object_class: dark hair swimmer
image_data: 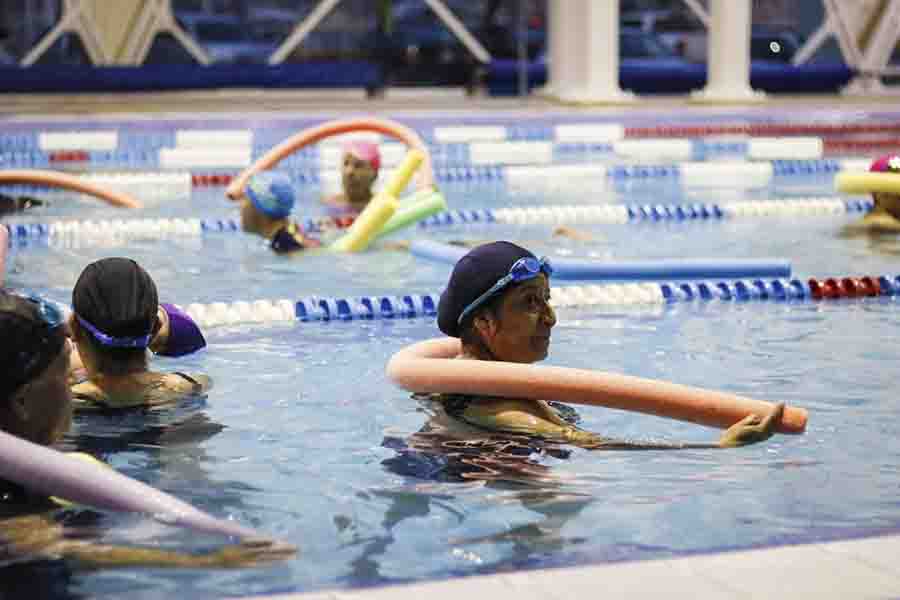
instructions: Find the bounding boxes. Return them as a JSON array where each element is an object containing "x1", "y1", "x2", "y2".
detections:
[
  {"x1": 435, "y1": 241, "x2": 784, "y2": 449},
  {"x1": 0, "y1": 290, "x2": 294, "y2": 567},
  {"x1": 69, "y1": 257, "x2": 209, "y2": 410},
  {"x1": 0, "y1": 291, "x2": 72, "y2": 450}
]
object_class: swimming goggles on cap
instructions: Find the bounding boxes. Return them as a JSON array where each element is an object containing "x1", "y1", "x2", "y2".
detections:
[
  {"x1": 14, "y1": 292, "x2": 66, "y2": 330},
  {"x1": 2, "y1": 292, "x2": 67, "y2": 397},
  {"x1": 457, "y1": 256, "x2": 553, "y2": 325},
  {"x1": 75, "y1": 314, "x2": 153, "y2": 348}
]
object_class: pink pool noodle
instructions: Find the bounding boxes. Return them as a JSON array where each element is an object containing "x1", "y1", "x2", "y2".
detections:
[{"x1": 0, "y1": 429, "x2": 266, "y2": 539}]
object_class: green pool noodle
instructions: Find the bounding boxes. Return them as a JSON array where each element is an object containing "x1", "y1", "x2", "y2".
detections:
[{"x1": 376, "y1": 189, "x2": 448, "y2": 240}]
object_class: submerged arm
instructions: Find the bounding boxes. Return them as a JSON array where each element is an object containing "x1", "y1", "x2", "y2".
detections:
[{"x1": 0, "y1": 513, "x2": 294, "y2": 569}]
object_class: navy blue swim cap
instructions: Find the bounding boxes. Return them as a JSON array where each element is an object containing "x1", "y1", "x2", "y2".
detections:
[{"x1": 437, "y1": 241, "x2": 536, "y2": 338}]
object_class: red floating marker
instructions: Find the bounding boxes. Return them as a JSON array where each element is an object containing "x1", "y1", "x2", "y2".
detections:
[
  {"x1": 858, "y1": 276, "x2": 881, "y2": 296},
  {"x1": 823, "y1": 278, "x2": 842, "y2": 299},
  {"x1": 808, "y1": 278, "x2": 823, "y2": 300},
  {"x1": 839, "y1": 277, "x2": 859, "y2": 298}
]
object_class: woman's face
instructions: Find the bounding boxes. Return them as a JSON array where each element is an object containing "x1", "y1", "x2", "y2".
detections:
[
  {"x1": 341, "y1": 153, "x2": 378, "y2": 198},
  {"x1": 480, "y1": 274, "x2": 556, "y2": 363},
  {"x1": 20, "y1": 339, "x2": 73, "y2": 445}
]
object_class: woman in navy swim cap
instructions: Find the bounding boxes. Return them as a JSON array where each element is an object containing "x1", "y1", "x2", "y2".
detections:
[{"x1": 431, "y1": 241, "x2": 783, "y2": 449}]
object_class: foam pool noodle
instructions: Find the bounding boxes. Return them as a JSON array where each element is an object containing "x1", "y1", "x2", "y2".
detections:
[
  {"x1": 376, "y1": 188, "x2": 447, "y2": 240},
  {"x1": 836, "y1": 172, "x2": 900, "y2": 195},
  {"x1": 331, "y1": 150, "x2": 424, "y2": 252}
]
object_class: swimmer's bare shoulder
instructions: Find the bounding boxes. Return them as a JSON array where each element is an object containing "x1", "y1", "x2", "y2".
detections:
[{"x1": 72, "y1": 373, "x2": 211, "y2": 410}]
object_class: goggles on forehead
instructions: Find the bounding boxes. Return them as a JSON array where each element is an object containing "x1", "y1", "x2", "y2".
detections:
[{"x1": 457, "y1": 256, "x2": 553, "y2": 326}]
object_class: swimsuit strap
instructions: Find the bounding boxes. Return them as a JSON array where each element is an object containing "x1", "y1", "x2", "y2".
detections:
[{"x1": 173, "y1": 372, "x2": 204, "y2": 393}]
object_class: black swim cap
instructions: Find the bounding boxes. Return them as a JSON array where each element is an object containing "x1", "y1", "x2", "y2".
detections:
[
  {"x1": 72, "y1": 257, "x2": 159, "y2": 344},
  {"x1": 437, "y1": 241, "x2": 536, "y2": 338},
  {"x1": 0, "y1": 291, "x2": 67, "y2": 401}
]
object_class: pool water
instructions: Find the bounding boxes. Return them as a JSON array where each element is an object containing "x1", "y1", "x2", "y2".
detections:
[{"x1": 3, "y1": 110, "x2": 900, "y2": 599}]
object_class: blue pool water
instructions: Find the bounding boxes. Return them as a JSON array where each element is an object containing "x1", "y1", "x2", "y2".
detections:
[{"x1": 3, "y1": 109, "x2": 900, "y2": 599}]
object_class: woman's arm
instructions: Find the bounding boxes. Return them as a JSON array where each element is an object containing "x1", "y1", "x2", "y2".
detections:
[{"x1": 0, "y1": 513, "x2": 294, "y2": 569}]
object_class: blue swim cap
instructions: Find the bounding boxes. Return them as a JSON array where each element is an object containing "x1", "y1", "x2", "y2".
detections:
[{"x1": 245, "y1": 173, "x2": 295, "y2": 220}]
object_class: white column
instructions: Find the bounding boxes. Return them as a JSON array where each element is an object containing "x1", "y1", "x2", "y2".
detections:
[
  {"x1": 580, "y1": 0, "x2": 632, "y2": 102},
  {"x1": 692, "y1": 0, "x2": 766, "y2": 103},
  {"x1": 543, "y1": 0, "x2": 632, "y2": 104}
]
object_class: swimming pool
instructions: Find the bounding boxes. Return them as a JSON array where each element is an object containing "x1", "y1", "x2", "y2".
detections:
[{"x1": 3, "y1": 108, "x2": 900, "y2": 599}]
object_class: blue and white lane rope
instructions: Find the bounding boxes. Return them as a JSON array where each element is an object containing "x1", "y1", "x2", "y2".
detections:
[
  {"x1": 3, "y1": 197, "x2": 873, "y2": 244},
  {"x1": 410, "y1": 240, "x2": 791, "y2": 281},
  {"x1": 417, "y1": 197, "x2": 873, "y2": 227},
  {"x1": 178, "y1": 275, "x2": 900, "y2": 327}
]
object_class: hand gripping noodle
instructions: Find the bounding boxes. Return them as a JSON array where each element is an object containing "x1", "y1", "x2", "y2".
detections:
[
  {"x1": 375, "y1": 188, "x2": 448, "y2": 240},
  {"x1": 0, "y1": 429, "x2": 268, "y2": 539},
  {"x1": 330, "y1": 150, "x2": 424, "y2": 252},
  {"x1": 387, "y1": 338, "x2": 807, "y2": 434},
  {"x1": 0, "y1": 169, "x2": 142, "y2": 208},
  {"x1": 226, "y1": 117, "x2": 435, "y2": 201},
  {"x1": 836, "y1": 172, "x2": 900, "y2": 195}
]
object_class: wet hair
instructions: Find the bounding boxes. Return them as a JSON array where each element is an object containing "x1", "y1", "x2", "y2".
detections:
[
  {"x1": 72, "y1": 258, "x2": 158, "y2": 373},
  {"x1": 0, "y1": 292, "x2": 66, "y2": 402}
]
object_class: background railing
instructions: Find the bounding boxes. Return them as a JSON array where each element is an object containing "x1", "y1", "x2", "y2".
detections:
[{"x1": 0, "y1": 0, "x2": 892, "y2": 96}]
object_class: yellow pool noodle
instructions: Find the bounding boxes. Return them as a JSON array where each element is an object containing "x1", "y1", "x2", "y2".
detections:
[
  {"x1": 330, "y1": 150, "x2": 425, "y2": 252},
  {"x1": 383, "y1": 150, "x2": 426, "y2": 198},
  {"x1": 836, "y1": 172, "x2": 900, "y2": 195}
]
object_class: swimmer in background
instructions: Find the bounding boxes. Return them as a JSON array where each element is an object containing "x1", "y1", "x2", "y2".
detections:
[
  {"x1": 0, "y1": 193, "x2": 42, "y2": 216},
  {"x1": 236, "y1": 173, "x2": 325, "y2": 254},
  {"x1": 236, "y1": 172, "x2": 593, "y2": 255},
  {"x1": 427, "y1": 241, "x2": 784, "y2": 449},
  {"x1": 68, "y1": 257, "x2": 209, "y2": 410},
  {"x1": 843, "y1": 154, "x2": 900, "y2": 235},
  {"x1": 0, "y1": 290, "x2": 293, "y2": 568},
  {"x1": 322, "y1": 140, "x2": 381, "y2": 216}
]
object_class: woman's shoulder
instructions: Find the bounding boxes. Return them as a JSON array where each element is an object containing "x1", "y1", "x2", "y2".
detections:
[{"x1": 72, "y1": 372, "x2": 211, "y2": 411}]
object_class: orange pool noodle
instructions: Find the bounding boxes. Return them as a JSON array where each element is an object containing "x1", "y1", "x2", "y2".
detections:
[
  {"x1": 0, "y1": 170, "x2": 142, "y2": 209},
  {"x1": 226, "y1": 117, "x2": 435, "y2": 201},
  {"x1": 387, "y1": 337, "x2": 807, "y2": 435}
]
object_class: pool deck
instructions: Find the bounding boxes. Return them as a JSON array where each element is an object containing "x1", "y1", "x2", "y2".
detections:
[
  {"x1": 262, "y1": 533, "x2": 900, "y2": 600},
  {"x1": 2, "y1": 87, "x2": 900, "y2": 119}
]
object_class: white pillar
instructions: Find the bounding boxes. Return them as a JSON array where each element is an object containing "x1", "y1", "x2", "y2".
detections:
[
  {"x1": 542, "y1": 0, "x2": 632, "y2": 104},
  {"x1": 580, "y1": 0, "x2": 633, "y2": 102},
  {"x1": 692, "y1": 0, "x2": 766, "y2": 103}
]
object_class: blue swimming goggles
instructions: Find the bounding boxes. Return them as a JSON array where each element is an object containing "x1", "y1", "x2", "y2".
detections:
[
  {"x1": 75, "y1": 314, "x2": 153, "y2": 348},
  {"x1": 2, "y1": 291, "x2": 67, "y2": 397},
  {"x1": 14, "y1": 291, "x2": 67, "y2": 331},
  {"x1": 457, "y1": 256, "x2": 553, "y2": 325}
]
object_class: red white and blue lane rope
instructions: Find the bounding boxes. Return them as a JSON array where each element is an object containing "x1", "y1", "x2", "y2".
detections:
[{"x1": 171, "y1": 275, "x2": 900, "y2": 327}]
